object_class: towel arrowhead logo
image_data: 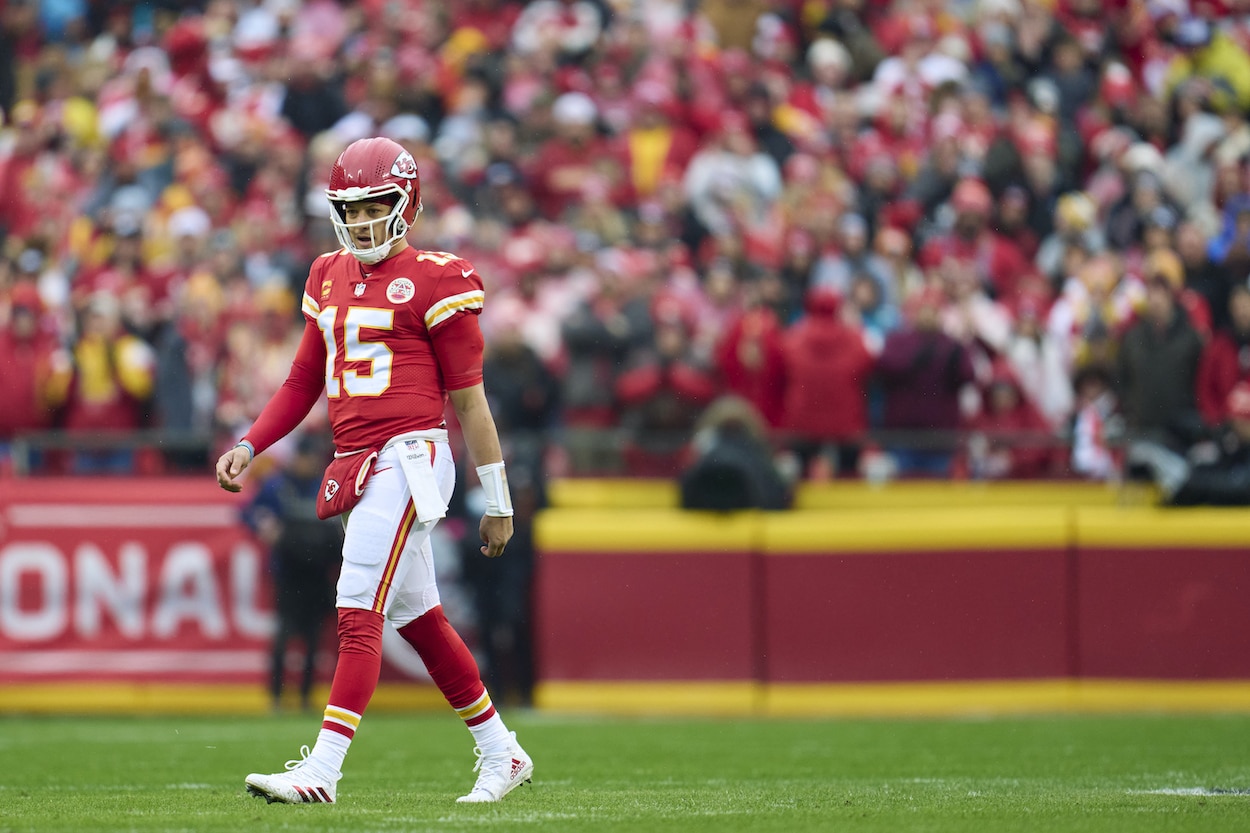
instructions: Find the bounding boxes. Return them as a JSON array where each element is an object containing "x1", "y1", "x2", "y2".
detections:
[{"x1": 324, "y1": 479, "x2": 340, "y2": 502}]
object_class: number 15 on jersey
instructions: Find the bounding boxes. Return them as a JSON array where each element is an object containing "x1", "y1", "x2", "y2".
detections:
[{"x1": 316, "y1": 305, "x2": 395, "y2": 398}]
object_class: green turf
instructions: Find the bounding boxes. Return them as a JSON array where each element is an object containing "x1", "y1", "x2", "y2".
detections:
[{"x1": 0, "y1": 712, "x2": 1248, "y2": 832}]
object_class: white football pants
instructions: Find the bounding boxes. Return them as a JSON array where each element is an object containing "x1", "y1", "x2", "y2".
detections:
[{"x1": 336, "y1": 439, "x2": 455, "y2": 628}]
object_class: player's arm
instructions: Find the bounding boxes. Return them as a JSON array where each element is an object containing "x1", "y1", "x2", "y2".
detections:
[
  {"x1": 216, "y1": 320, "x2": 327, "y2": 492},
  {"x1": 448, "y1": 382, "x2": 514, "y2": 558},
  {"x1": 428, "y1": 281, "x2": 513, "y2": 557}
]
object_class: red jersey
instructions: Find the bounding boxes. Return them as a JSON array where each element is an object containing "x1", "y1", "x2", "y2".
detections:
[{"x1": 244, "y1": 247, "x2": 485, "y2": 454}]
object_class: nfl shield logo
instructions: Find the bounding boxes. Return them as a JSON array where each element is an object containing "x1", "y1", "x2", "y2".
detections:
[{"x1": 354, "y1": 282, "x2": 367, "y2": 297}]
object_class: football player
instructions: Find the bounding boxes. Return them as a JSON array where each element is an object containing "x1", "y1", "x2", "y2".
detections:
[{"x1": 216, "y1": 136, "x2": 533, "y2": 804}]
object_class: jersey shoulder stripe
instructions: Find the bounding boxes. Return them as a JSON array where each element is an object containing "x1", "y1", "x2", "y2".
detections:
[
  {"x1": 425, "y1": 289, "x2": 485, "y2": 330},
  {"x1": 302, "y1": 292, "x2": 320, "y2": 319}
]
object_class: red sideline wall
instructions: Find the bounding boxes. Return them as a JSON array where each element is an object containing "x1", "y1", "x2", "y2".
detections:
[
  {"x1": 0, "y1": 478, "x2": 444, "y2": 713},
  {"x1": 534, "y1": 501, "x2": 1250, "y2": 712},
  {"x1": 5, "y1": 479, "x2": 1250, "y2": 715},
  {"x1": 0, "y1": 478, "x2": 271, "y2": 685}
]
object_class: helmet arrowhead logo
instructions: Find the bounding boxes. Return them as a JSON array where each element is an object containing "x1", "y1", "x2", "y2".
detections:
[{"x1": 390, "y1": 151, "x2": 418, "y2": 180}]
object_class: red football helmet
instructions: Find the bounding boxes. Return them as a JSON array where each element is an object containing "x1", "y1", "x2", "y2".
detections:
[{"x1": 326, "y1": 137, "x2": 423, "y2": 264}]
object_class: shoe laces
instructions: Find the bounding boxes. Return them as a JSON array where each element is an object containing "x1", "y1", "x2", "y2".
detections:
[
  {"x1": 470, "y1": 746, "x2": 512, "y2": 780},
  {"x1": 284, "y1": 745, "x2": 314, "y2": 773}
]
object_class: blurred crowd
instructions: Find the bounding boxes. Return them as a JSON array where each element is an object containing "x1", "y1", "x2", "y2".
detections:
[{"x1": 3, "y1": 0, "x2": 1250, "y2": 485}]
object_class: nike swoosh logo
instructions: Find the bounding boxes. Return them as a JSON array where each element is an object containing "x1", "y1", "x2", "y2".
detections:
[
  {"x1": 373, "y1": 466, "x2": 393, "y2": 474},
  {"x1": 462, "y1": 268, "x2": 474, "y2": 278}
]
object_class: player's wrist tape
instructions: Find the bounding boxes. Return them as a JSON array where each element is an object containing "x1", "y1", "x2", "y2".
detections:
[
  {"x1": 476, "y1": 462, "x2": 513, "y2": 517},
  {"x1": 235, "y1": 440, "x2": 255, "y2": 461}
]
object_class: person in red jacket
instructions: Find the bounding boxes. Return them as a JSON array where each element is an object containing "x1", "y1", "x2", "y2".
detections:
[
  {"x1": 527, "y1": 91, "x2": 615, "y2": 220},
  {"x1": 961, "y1": 362, "x2": 1061, "y2": 479},
  {"x1": 780, "y1": 288, "x2": 874, "y2": 477},
  {"x1": 715, "y1": 302, "x2": 787, "y2": 428},
  {"x1": 1197, "y1": 283, "x2": 1250, "y2": 427},
  {"x1": 615, "y1": 300, "x2": 718, "y2": 477},
  {"x1": 918, "y1": 177, "x2": 1035, "y2": 302},
  {"x1": 0, "y1": 282, "x2": 68, "y2": 469}
]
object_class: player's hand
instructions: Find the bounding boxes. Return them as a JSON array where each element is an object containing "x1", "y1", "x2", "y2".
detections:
[
  {"x1": 216, "y1": 445, "x2": 252, "y2": 493},
  {"x1": 479, "y1": 514, "x2": 513, "y2": 558}
]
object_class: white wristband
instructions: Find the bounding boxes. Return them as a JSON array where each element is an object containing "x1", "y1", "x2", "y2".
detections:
[{"x1": 476, "y1": 462, "x2": 514, "y2": 517}]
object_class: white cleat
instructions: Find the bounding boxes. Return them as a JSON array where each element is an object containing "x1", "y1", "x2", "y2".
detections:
[
  {"x1": 245, "y1": 745, "x2": 339, "y2": 804},
  {"x1": 456, "y1": 731, "x2": 534, "y2": 803}
]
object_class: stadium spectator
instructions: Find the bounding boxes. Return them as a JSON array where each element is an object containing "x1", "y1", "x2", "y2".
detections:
[
  {"x1": 47, "y1": 292, "x2": 156, "y2": 473},
  {"x1": 510, "y1": 0, "x2": 604, "y2": 62},
  {"x1": 280, "y1": 39, "x2": 349, "y2": 140},
  {"x1": 1047, "y1": 254, "x2": 1143, "y2": 376},
  {"x1": 811, "y1": 211, "x2": 895, "y2": 308},
  {"x1": 715, "y1": 299, "x2": 787, "y2": 429},
  {"x1": 1149, "y1": 247, "x2": 1212, "y2": 340},
  {"x1": 615, "y1": 295, "x2": 718, "y2": 477},
  {"x1": 919, "y1": 177, "x2": 1033, "y2": 302},
  {"x1": 0, "y1": 281, "x2": 67, "y2": 458},
  {"x1": 529, "y1": 92, "x2": 613, "y2": 222},
  {"x1": 844, "y1": 270, "x2": 900, "y2": 356},
  {"x1": 1197, "y1": 284, "x2": 1250, "y2": 428},
  {"x1": 961, "y1": 362, "x2": 1059, "y2": 480},
  {"x1": 557, "y1": 249, "x2": 650, "y2": 471},
  {"x1": 1162, "y1": 16, "x2": 1250, "y2": 113},
  {"x1": 876, "y1": 286, "x2": 975, "y2": 477},
  {"x1": 742, "y1": 81, "x2": 795, "y2": 169},
  {"x1": 679, "y1": 395, "x2": 792, "y2": 511},
  {"x1": 9, "y1": 0, "x2": 1250, "y2": 488},
  {"x1": 1035, "y1": 191, "x2": 1105, "y2": 288},
  {"x1": 243, "y1": 432, "x2": 341, "y2": 713},
  {"x1": 905, "y1": 113, "x2": 965, "y2": 219},
  {"x1": 874, "y1": 224, "x2": 924, "y2": 304},
  {"x1": 1116, "y1": 265, "x2": 1206, "y2": 451},
  {"x1": 1130, "y1": 380, "x2": 1250, "y2": 506},
  {"x1": 1070, "y1": 363, "x2": 1121, "y2": 481},
  {"x1": 214, "y1": 288, "x2": 303, "y2": 452},
  {"x1": 460, "y1": 447, "x2": 543, "y2": 709},
  {"x1": 1177, "y1": 219, "x2": 1237, "y2": 335},
  {"x1": 612, "y1": 80, "x2": 699, "y2": 205},
  {"x1": 780, "y1": 287, "x2": 874, "y2": 477},
  {"x1": 1105, "y1": 169, "x2": 1180, "y2": 254},
  {"x1": 1004, "y1": 288, "x2": 1073, "y2": 430},
  {"x1": 683, "y1": 109, "x2": 783, "y2": 242},
  {"x1": 993, "y1": 185, "x2": 1042, "y2": 263},
  {"x1": 936, "y1": 254, "x2": 1014, "y2": 370},
  {"x1": 481, "y1": 312, "x2": 561, "y2": 463},
  {"x1": 0, "y1": 101, "x2": 79, "y2": 241},
  {"x1": 1207, "y1": 195, "x2": 1250, "y2": 291}
]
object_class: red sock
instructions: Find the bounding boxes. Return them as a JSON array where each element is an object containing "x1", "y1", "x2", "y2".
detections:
[
  {"x1": 321, "y1": 607, "x2": 385, "y2": 740},
  {"x1": 397, "y1": 606, "x2": 494, "y2": 725}
]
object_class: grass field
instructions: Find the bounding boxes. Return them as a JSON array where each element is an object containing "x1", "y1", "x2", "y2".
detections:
[{"x1": 1, "y1": 712, "x2": 1248, "y2": 832}]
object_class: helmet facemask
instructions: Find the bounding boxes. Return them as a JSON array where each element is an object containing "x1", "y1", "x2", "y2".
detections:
[{"x1": 327, "y1": 186, "x2": 422, "y2": 265}]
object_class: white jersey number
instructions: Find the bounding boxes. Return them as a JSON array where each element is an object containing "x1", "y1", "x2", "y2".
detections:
[{"x1": 316, "y1": 305, "x2": 395, "y2": 398}]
